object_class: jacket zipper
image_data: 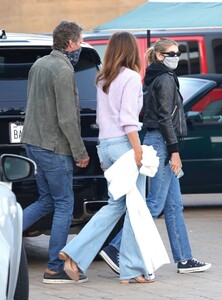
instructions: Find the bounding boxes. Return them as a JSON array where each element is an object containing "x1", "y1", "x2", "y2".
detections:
[
  {"x1": 171, "y1": 105, "x2": 177, "y2": 117},
  {"x1": 179, "y1": 109, "x2": 182, "y2": 135}
]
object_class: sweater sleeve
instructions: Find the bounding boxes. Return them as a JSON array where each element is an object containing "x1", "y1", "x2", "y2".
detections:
[{"x1": 119, "y1": 73, "x2": 143, "y2": 134}]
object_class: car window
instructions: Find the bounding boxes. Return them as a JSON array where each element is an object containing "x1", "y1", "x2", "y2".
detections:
[
  {"x1": 202, "y1": 99, "x2": 222, "y2": 121},
  {"x1": 193, "y1": 90, "x2": 222, "y2": 123},
  {"x1": 75, "y1": 66, "x2": 98, "y2": 110},
  {"x1": 0, "y1": 47, "x2": 100, "y2": 112},
  {"x1": 178, "y1": 77, "x2": 209, "y2": 102},
  {"x1": 74, "y1": 46, "x2": 100, "y2": 110},
  {"x1": 179, "y1": 77, "x2": 222, "y2": 123},
  {"x1": 177, "y1": 41, "x2": 200, "y2": 75},
  {"x1": 0, "y1": 48, "x2": 52, "y2": 114},
  {"x1": 89, "y1": 44, "x2": 106, "y2": 63},
  {"x1": 0, "y1": 48, "x2": 51, "y2": 79},
  {"x1": 0, "y1": 79, "x2": 28, "y2": 113},
  {"x1": 0, "y1": 71, "x2": 98, "y2": 112},
  {"x1": 212, "y1": 38, "x2": 222, "y2": 73}
]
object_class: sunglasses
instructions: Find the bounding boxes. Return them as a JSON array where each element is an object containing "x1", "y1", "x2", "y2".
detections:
[{"x1": 161, "y1": 51, "x2": 181, "y2": 57}]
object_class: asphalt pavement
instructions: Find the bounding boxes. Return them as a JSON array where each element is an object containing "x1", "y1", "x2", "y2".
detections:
[{"x1": 24, "y1": 194, "x2": 222, "y2": 300}]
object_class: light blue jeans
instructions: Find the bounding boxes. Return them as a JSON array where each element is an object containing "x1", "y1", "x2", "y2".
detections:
[
  {"x1": 61, "y1": 136, "x2": 149, "y2": 280},
  {"x1": 23, "y1": 145, "x2": 74, "y2": 271},
  {"x1": 110, "y1": 130, "x2": 192, "y2": 263}
]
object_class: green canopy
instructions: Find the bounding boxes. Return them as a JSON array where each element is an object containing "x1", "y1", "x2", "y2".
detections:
[{"x1": 95, "y1": 1, "x2": 222, "y2": 31}]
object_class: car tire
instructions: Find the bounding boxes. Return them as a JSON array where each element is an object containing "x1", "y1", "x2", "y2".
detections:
[{"x1": 14, "y1": 242, "x2": 29, "y2": 300}]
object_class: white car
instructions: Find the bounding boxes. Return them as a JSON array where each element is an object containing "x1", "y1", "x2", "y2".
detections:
[{"x1": 0, "y1": 154, "x2": 36, "y2": 300}]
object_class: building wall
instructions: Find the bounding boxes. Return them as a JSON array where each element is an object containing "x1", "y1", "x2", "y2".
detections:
[{"x1": 1, "y1": 0, "x2": 146, "y2": 33}]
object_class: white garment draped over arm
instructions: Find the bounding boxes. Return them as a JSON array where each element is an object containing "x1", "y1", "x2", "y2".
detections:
[{"x1": 105, "y1": 145, "x2": 170, "y2": 277}]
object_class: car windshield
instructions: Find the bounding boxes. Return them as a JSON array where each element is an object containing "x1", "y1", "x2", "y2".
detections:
[
  {"x1": 0, "y1": 48, "x2": 51, "y2": 79},
  {"x1": 178, "y1": 77, "x2": 212, "y2": 103},
  {"x1": 0, "y1": 47, "x2": 99, "y2": 113},
  {"x1": 0, "y1": 67, "x2": 98, "y2": 113}
]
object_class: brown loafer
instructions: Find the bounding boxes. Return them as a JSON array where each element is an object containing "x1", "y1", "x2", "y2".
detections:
[
  {"x1": 58, "y1": 251, "x2": 79, "y2": 281},
  {"x1": 44, "y1": 268, "x2": 62, "y2": 275}
]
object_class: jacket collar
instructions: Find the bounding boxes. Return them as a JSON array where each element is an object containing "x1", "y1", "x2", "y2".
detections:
[
  {"x1": 50, "y1": 50, "x2": 73, "y2": 69},
  {"x1": 144, "y1": 61, "x2": 179, "y2": 89}
]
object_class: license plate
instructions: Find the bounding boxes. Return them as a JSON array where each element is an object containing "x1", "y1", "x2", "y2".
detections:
[{"x1": 9, "y1": 123, "x2": 23, "y2": 143}]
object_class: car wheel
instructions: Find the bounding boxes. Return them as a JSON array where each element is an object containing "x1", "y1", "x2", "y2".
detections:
[{"x1": 14, "y1": 242, "x2": 29, "y2": 300}]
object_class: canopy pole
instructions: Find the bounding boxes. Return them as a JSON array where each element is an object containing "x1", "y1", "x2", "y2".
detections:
[{"x1": 147, "y1": 30, "x2": 150, "y2": 48}]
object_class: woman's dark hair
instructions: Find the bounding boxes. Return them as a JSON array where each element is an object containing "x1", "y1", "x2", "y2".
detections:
[{"x1": 96, "y1": 31, "x2": 141, "y2": 93}]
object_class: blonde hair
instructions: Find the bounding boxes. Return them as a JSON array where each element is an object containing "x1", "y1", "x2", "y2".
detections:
[
  {"x1": 96, "y1": 31, "x2": 141, "y2": 93},
  {"x1": 145, "y1": 38, "x2": 178, "y2": 65}
]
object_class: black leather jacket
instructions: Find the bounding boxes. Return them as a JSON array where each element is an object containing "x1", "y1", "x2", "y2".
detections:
[{"x1": 143, "y1": 62, "x2": 187, "y2": 154}]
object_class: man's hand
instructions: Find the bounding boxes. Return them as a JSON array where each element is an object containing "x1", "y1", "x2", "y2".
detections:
[{"x1": 76, "y1": 156, "x2": 90, "y2": 168}]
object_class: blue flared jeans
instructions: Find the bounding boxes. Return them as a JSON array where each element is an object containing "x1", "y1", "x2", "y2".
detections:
[
  {"x1": 23, "y1": 145, "x2": 74, "y2": 271},
  {"x1": 61, "y1": 136, "x2": 150, "y2": 280},
  {"x1": 110, "y1": 130, "x2": 192, "y2": 263}
]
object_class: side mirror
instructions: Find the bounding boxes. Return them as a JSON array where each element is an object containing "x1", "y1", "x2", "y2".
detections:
[
  {"x1": 0, "y1": 154, "x2": 36, "y2": 182},
  {"x1": 186, "y1": 111, "x2": 203, "y2": 123}
]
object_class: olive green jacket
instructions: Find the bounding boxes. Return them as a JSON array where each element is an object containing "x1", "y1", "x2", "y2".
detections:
[{"x1": 21, "y1": 50, "x2": 88, "y2": 162}]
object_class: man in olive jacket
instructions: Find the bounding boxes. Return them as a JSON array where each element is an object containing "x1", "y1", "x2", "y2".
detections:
[{"x1": 21, "y1": 21, "x2": 89, "y2": 284}]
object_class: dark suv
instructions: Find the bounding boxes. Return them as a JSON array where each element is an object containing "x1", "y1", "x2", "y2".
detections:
[{"x1": 0, "y1": 31, "x2": 111, "y2": 237}]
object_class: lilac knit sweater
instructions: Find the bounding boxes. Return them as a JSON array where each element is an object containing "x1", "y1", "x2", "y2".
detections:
[{"x1": 96, "y1": 67, "x2": 143, "y2": 140}]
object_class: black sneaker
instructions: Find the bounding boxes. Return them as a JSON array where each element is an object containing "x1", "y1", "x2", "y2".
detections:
[
  {"x1": 43, "y1": 270, "x2": 88, "y2": 284},
  {"x1": 99, "y1": 245, "x2": 120, "y2": 274},
  {"x1": 177, "y1": 258, "x2": 212, "y2": 274}
]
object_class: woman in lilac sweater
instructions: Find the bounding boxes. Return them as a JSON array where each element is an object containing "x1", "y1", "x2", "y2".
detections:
[{"x1": 59, "y1": 32, "x2": 153, "y2": 284}]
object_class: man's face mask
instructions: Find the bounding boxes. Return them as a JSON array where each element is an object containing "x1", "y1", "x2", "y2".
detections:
[
  {"x1": 63, "y1": 47, "x2": 82, "y2": 67},
  {"x1": 163, "y1": 56, "x2": 179, "y2": 70}
]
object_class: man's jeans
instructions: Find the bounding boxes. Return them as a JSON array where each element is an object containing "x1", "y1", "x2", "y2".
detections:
[
  {"x1": 23, "y1": 145, "x2": 74, "y2": 271},
  {"x1": 110, "y1": 130, "x2": 192, "y2": 263},
  {"x1": 62, "y1": 136, "x2": 150, "y2": 280}
]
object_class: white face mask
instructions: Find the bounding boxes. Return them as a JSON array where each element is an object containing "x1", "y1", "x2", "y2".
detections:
[{"x1": 163, "y1": 56, "x2": 179, "y2": 70}]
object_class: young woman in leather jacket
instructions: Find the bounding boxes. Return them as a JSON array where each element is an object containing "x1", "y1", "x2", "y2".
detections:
[{"x1": 142, "y1": 37, "x2": 211, "y2": 273}]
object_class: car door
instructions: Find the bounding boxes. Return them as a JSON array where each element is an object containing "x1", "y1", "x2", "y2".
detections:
[{"x1": 178, "y1": 77, "x2": 222, "y2": 193}]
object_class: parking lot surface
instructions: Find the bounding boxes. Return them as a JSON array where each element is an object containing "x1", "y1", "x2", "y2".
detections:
[{"x1": 25, "y1": 195, "x2": 222, "y2": 300}]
